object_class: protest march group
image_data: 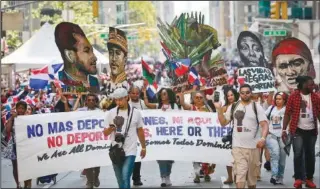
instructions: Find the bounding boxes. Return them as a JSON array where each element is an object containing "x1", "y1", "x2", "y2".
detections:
[{"x1": 1, "y1": 11, "x2": 320, "y2": 189}]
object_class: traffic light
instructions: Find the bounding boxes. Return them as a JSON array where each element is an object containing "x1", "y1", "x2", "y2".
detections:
[
  {"x1": 270, "y1": 2, "x2": 280, "y2": 19},
  {"x1": 280, "y1": 1, "x2": 288, "y2": 19},
  {"x1": 92, "y1": 1, "x2": 99, "y2": 18}
]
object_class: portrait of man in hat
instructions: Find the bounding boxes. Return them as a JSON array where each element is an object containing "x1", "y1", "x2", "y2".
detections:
[
  {"x1": 102, "y1": 27, "x2": 129, "y2": 109},
  {"x1": 55, "y1": 22, "x2": 100, "y2": 93},
  {"x1": 272, "y1": 37, "x2": 316, "y2": 92}
]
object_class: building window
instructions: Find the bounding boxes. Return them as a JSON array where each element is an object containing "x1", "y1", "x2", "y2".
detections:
[
  {"x1": 116, "y1": 4, "x2": 122, "y2": 12},
  {"x1": 248, "y1": 16, "x2": 252, "y2": 23},
  {"x1": 248, "y1": 5, "x2": 252, "y2": 13}
]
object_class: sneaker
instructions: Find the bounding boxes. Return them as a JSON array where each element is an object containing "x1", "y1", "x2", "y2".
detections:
[
  {"x1": 86, "y1": 181, "x2": 93, "y2": 189},
  {"x1": 270, "y1": 177, "x2": 279, "y2": 185},
  {"x1": 293, "y1": 179, "x2": 303, "y2": 189},
  {"x1": 204, "y1": 175, "x2": 211, "y2": 182},
  {"x1": 165, "y1": 176, "x2": 172, "y2": 186},
  {"x1": 276, "y1": 177, "x2": 284, "y2": 185},
  {"x1": 193, "y1": 175, "x2": 200, "y2": 183},
  {"x1": 94, "y1": 177, "x2": 100, "y2": 187},
  {"x1": 161, "y1": 177, "x2": 166, "y2": 187},
  {"x1": 133, "y1": 179, "x2": 143, "y2": 186},
  {"x1": 305, "y1": 179, "x2": 317, "y2": 188}
]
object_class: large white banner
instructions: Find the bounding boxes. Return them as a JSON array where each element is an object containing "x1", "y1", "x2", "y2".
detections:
[{"x1": 15, "y1": 110, "x2": 233, "y2": 181}]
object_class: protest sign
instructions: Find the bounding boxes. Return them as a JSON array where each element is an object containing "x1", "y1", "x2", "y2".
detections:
[
  {"x1": 237, "y1": 67, "x2": 276, "y2": 93},
  {"x1": 15, "y1": 110, "x2": 232, "y2": 181}
]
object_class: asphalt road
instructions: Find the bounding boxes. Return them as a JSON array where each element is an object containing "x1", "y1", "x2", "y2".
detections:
[{"x1": 2, "y1": 146, "x2": 320, "y2": 188}]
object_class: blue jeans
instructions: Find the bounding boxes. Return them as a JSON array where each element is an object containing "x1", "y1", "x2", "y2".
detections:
[
  {"x1": 112, "y1": 156, "x2": 136, "y2": 189},
  {"x1": 266, "y1": 134, "x2": 287, "y2": 179},
  {"x1": 157, "y1": 160, "x2": 174, "y2": 177}
]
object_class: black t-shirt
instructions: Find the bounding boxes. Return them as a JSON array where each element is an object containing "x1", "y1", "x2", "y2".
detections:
[{"x1": 53, "y1": 100, "x2": 72, "y2": 113}]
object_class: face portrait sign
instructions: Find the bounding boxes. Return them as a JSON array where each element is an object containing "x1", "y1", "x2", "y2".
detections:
[
  {"x1": 272, "y1": 37, "x2": 316, "y2": 92},
  {"x1": 237, "y1": 31, "x2": 266, "y2": 68},
  {"x1": 109, "y1": 46, "x2": 126, "y2": 77},
  {"x1": 73, "y1": 33, "x2": 98, "y2": 75},
  {"x1": 55, "y1": 22, "x2": 100, "y2": 92}
]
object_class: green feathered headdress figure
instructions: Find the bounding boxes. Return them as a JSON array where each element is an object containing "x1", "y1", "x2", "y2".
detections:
[{"x1": 157, "y1": 12, "x2": 221, "y2": 91}]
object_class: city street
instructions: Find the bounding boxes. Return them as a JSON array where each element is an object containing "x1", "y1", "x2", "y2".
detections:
[{"x1": 2, "y1": 147, "x2": 319, "y2": 188}]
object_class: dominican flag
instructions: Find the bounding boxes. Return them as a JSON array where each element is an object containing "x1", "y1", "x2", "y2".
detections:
[
  {"x1": 29, "y1": 64, "x2": 63, "y2": 90},
  {"x1": 146, "y1": 83, "x2": 158, "y2": 99},
  {"x1": 171, "y1": 59, "x2": 190, "y2": 77},
  {"x1": 141, "y1": 59, "x2": 155, "y2": 85},
  {"x1": 6, "y1": 90, "x2": 24, "y2": 104},
  {"x1": 188, "y1": 67, "x2": 205, "y2": 86},
  {"x1": 24, "y1": 96, "x2": 36, "y2": 106}
]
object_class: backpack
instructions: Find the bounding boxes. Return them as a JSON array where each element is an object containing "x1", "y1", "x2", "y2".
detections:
[{"x1": 267, "y1": 106, "x2": 275, "y2": 120}]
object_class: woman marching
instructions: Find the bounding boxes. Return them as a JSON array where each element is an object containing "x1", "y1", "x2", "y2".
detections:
[
  {"x1": 265, "y1": 92, "x2": 288, "y2": 185},
  {"x1": 178, "y1": 91, "x2": 216, "y2": 183},
  {"x1": 143, "y1": 87, "x2": 179, "y2": 187}
]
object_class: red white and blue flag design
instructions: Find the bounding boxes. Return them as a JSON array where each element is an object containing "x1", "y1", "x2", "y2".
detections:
[
  {"x1": 188, "y1": 67, "x2": 205, "y2": 86},
  {"x1": 171, "y1": 59, "x2": 191, "y2": 77},
  {"x1": 29, "y1": 64, "x2": 64, "y2": 90}
]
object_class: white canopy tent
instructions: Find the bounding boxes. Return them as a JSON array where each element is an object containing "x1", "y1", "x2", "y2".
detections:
[{"x1": 1, "y1": 22, "x2": 109, "y2": 72}]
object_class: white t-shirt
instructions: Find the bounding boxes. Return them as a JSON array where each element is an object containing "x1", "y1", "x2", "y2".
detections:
[
  {"x1": 225, "y1": 101, "x2": 268, "y2": 149},
  {"x1": 107, "y1": 106, "x2": 143, "y2": 156},
  {"x1": 265, "y1": 106, "x2": 285, "y2": 137},
  {"x1": 129, "y1": 100, "x2": 148, "y2": 110},
  {"x1": 159, "y1": 103, "x2": 179, "y2": 110},
  {"x1": 298, "y1": 94, "x2": 315, "y2": 130}
]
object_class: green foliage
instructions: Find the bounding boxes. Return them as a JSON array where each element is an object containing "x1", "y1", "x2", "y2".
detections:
[
  {"x1": 6, "y1": 31, "x2": 22, "y2": 49},
  {"x1": 128, "y1": 1, "x2": 160, "y2": 58},
  {"x1": 31, "y1": 1, "x2": 101, "y2": 45}
]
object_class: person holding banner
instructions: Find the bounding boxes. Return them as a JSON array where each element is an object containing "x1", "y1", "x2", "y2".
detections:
[
  {"x1": 214, "y1": 84, "x2": 269, "y2": 189},
  {"x1": 178, "y1": 91, "x2": 215, "y2": 183},
  {"x1": 75, "y1": 93, "x2": 101, "y2": 188},
  {"x1": 103, "y1": 88, "x2": 146, "y2": 189},
  {"x1": 222, "y1": 88, "x2": 240, "y2": 184},
  {"x1": 142, "y1": 87, "x2": 178, "y2": 187},
  {"x1": 3, "y1": 101, "x2": 32, "y2": 188},
  {"x1": 264, "y1": 92, "x2": 288, "y2": 185},
  {"x1": 128, "y1": 85, "x2": 147, "y2": 186}
]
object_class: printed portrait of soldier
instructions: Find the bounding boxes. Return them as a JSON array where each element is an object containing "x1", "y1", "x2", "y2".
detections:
[
  {"x1": 272, "y1": 37, "x2": 316, "y2": 92},
  {"x1": 237, "y1": 31, "x2": 268, "y2": 68},
  {"x1": 102, "y1": 27, "x2": 129, "y2": 110},
  {"x1": 54, "y1": 22, "x2": 99, "y2": 93}
]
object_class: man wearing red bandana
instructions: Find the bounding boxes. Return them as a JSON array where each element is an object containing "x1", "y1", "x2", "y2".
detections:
[{"x1": 272, "y1": 38, "x2": 316, "y2": 92}]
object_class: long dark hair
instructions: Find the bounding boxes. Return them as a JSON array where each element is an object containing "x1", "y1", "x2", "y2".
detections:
[
  {"x1": 157, "y1": 88, "x2": 176, "y2": 109},
  {"x1": 224, "y1": 88, "x2": 239, "y2": 106}
]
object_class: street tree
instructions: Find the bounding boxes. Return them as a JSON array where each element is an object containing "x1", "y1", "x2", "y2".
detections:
[{"x1": 128, "y1": 1, "x2": 160, "y2": 59}]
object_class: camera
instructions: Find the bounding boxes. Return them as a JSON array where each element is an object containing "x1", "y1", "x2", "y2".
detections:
[
  {"x1": 222, "y1": 134, "x2": 232, "y2": 144},
  {"x1": 115, "y1": 133, "x2": 125, "y2": 143},
  {"x1": 214, "y1": 91, "x2": 220, "y2": 102}
]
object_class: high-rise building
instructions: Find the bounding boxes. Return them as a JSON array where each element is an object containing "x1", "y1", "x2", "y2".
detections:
[
  {"x1": 99, "y1": 1, "x2": 128, "y2": 26},
  {"x1": 154, "y1": 1, "x2": 175, "y2": 24},
  {"x1": 209, "y1": 1, "x2": 232, "y2": 48}
]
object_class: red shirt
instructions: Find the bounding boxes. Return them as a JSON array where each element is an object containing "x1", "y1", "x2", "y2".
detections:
[{"x1": 285, "y1": 90, "x2": 320, "y2": 135}]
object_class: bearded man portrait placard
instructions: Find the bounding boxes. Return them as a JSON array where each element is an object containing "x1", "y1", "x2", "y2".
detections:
[
  {"x1": 54, "y1": 22, "x2": 100, "y2": 93},
  {"x1": 272, "y1": 37, "x2": 316, "y2": 92}
]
